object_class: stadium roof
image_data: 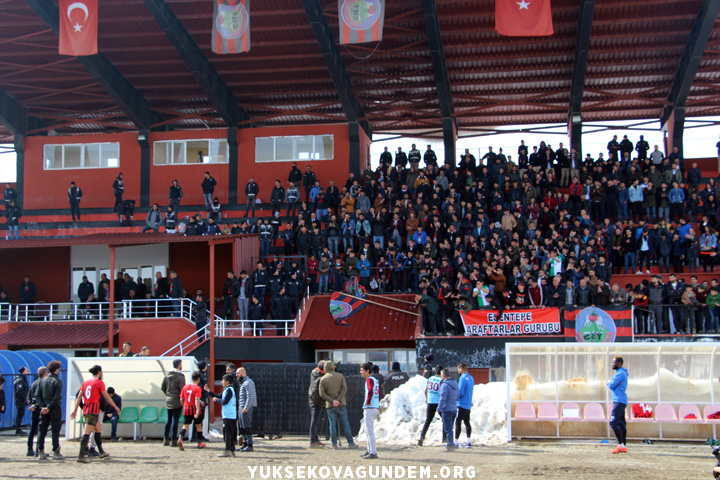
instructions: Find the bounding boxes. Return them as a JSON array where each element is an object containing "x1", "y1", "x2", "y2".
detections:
[
  {"x1": 0, "y1": 0, "x2": 719, "y2": 141},
  {"x1": 0, "y1": 322, "x2": 118, "y2": 347}
]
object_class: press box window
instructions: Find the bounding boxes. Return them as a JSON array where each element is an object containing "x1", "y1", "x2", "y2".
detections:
[
  {"x1": 255, "y1": 135, "x2": 334, "y2": 162},
  {"x1": 43, "y1": 143, "x2": 119, "y2": 169},
  {"x1": 153, "y1": 139, "x2": 228, "y2": 165}
]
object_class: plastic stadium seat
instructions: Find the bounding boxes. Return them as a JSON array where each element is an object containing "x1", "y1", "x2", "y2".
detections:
[
  {"x1": 138, "y1": 407, "x2": 159, "y2": 438},
  {"x1": 629, "y1": 404, "x2": 653, "y2": 423},
  {"x1": 704, "y1": 405, "x2": 720, "y2": 423},
  {"x1": 583, "y1": 403, "x2": 607, "y2": 422},
  {"x1": 561, "y1": 403, "x2": 582, "y2": 421},
  {"x1": 678, "y1": 404, "x2": 704, "y2": 423},
  {"x1": 514, "y1": 402, "x2": 536, "y2": 421},
  {"x1": 119, "y1": 406, "x2": 140, "y2": 440},
  {"x1": 654, "y1": 404, "x2": 678, "y2": 423},
  {"x1": 537, "y1": 403, "x2": 559, "y2": 421},
  {"x1": 158, "y1": 407, "x2": 168, "y2": 424}
]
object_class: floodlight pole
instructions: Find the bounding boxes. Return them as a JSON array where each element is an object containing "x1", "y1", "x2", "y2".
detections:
[
  {"x1": 209, "y1": 241, "x2": 216, "y2": 422},
  {"x1": 108, "y1": 246, "x2": 116, "y2": 357}
]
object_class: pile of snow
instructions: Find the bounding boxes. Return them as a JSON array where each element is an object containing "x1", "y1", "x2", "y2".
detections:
[{"x1": 358, "y1": 375, "x2": 508, "y2": 446}]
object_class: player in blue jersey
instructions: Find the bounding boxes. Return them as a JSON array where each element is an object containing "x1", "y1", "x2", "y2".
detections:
[
  {"x1": 360, "y1": 363, "x2": 380, "y2": 459},
  {"x1": 418, "y1": 365, "x2": 443, "y2": 446},
  {"x1": 455, "y1": 362, "x2": 474, "y2": 448}
]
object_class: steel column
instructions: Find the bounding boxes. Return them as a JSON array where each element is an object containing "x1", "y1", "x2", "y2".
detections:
[
  {"x1": 14, "y1": 135, "x2": 24, "y2": 209},
  {"x1": 209, "y1": 242, "x2": 216, "y2": 422},
  {"x1": 108, "y1": 246, "x2": 116, "y2": 357},
  {"x1": 138, "y1": 131, "x2": 151, "y2": 208},
  {"x1": 227, "y1": 127, "x2": 239, "y2": 204},
  {"x1": 442, "y1": 117, "x2": 456, "y2": 168},
  {"x1": 568, "y1": 0, "x2": 596, "y2": 158}
]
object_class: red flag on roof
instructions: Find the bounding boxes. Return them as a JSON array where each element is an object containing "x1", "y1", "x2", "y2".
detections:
[
  {"x1": 58, "y1": 0, "x2": 98, "y2": 56},
  {"x1": 212, "y1": 0, "x2": 251, "y2": 54},
  {"x1": 339, "y1": 0, "x2": 385, "y2": 45},
  {"x1": 495, "y1": 0, "x2": 554, "y2": 37}
]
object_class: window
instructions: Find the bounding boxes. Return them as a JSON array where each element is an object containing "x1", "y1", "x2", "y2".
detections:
[
  {"x1": 43, "y1": 143, "x2": 119, "y2": 170},
  {"x1": 153, "y1": 139, "x2": 228, "y2": 165},
  {"x1": 255, "y1": 135, "x2": 334, "y2": 162}
]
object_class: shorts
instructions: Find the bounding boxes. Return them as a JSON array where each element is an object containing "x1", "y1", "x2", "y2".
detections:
[
  {"x1": 609, "y1": 402, "x2": 627, "y2": 430},
  {"x1": 83, "y1": 414, "x2": 99, "y2": 426},
  {"x1": 183, "y1": 408, "x2": 203, "y2": 425}
]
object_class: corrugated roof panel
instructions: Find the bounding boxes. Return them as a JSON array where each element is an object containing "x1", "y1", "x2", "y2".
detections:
[{"x1": 0, "y1": 323, "x2": 118, "y2": 347}]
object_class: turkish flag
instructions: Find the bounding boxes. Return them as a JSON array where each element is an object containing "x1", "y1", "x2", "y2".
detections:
[
  {"x1": 495, "y1": 0, "x2": 554, "y2": 37},
  {"x1": 59, "y1": 0, "x2": 98, "y2": 56}
]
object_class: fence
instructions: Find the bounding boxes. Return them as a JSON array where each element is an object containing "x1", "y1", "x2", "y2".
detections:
[
  {"x1": 248, "y1": 363, "x2": 410, "y2": 438},
  {"x1": 0, "y1": 298, "x2": 197, "y2": 322}
]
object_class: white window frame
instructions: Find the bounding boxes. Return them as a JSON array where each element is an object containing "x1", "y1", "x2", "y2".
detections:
[
  {"x1": 43, "y1": 142, "x2": 120, "y2": 170},
  {"x1": 255, "y1": 134, "x2": 334, "y2": 163},
  {"x1": 152, "y1": 138, "x2": 229, "y2": 165}
]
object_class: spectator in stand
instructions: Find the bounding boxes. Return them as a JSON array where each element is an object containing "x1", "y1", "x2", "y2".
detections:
[
  {"x1": 286, "y1": 182, "x2": 300, "y2": 217},
  {"x1": 143, "y1": 204, "x2": 163, "y2": 233},
  {"x1": 244, "y1": 178, "x2": 259, "y2": 217},
  {"x1": 78, "y1": 276, "x2": 94, "y2": 303},
  {"x1": 303, "y1": 166, "x2": 316, "y2": 203},
  {"x1": 5, "y1": 200, "x2": 21, "y2": 240},
  {"x1": 270, "y1": 180, "x2": 285, "y2": 217},
  {"x1": 3, "y1": 183, "x2": 17, "y2": 209},
  {"x1": 112, "y1": 173, "x2": 124, "y2": 213},
  {"x1": 201, "y1": 172, "x2": 217, "y2": 211},
  {"x1": 166, "y1": 179, "x2": 183, "y2": 213},
  {"x1": 165, "y1": 206, "x2": 178, "y2": 234},
  {"x1": 68, "y1": 181, "x2": 82, "y2": 222},
  {"x1": 168, "y1": 271, "x2": 183, "y2": 317}
]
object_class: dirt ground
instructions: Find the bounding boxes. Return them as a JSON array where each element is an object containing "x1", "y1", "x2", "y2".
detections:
[{"x1": 0, "y1": 430, "x2": 713, "y2": 480}]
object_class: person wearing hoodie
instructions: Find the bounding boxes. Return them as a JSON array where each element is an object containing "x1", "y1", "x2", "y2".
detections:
[
  {"x1": 607, "y1": 356, "x2": 629, "y2": 454},
  {"x1": 437, "y1": 368, "x2": 458, "y2": 451},
  {"x1": 455, "y1": 362, "x2": 474, "y2": 448},
  {"x1": 318, "y1": 361, "x2": 359, "y2": 450},
  {"x1": 308, "y1": 361, "x2": 326, "y2": 448},
  {"x1": 161, "y1": 359, "x2": 186, "y2": 447},
  {"x1": 142, "y1": 203, "x2": 163, "y2": 233},
  {"x1": 14, "y1": 366, "x2": 29, "y2": 435}
]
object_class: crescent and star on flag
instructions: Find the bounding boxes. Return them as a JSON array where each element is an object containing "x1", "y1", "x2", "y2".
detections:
[{"x1": 66, "y1": 1, "x2": 90, "y2": 32}]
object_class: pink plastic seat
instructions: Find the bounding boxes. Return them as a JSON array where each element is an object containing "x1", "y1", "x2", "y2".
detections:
[
  {"x1": 560, "y1": 402, "x2": 582, "y2": 421},
  {"x1": 537, "y1": 403, "x2": 559, "y2": 421},
  {"x1": 678, "y1": 404, "x2": 704, "y2": 423},
  {"x1": 654, "y1": 403, "x2": 678, "y2": 423},
  {"x1": 584, "y1": 403, "x2": 606, "y2": 422},
  {"x1": 629, "y1": 404, "x2": 654, "y2": 422},
  {"x1": 704, "y1": 405, "x2": 720, "y2": 423},
  {"x1": 514, "y1": 402, "x2": 536, "y2": 421}
]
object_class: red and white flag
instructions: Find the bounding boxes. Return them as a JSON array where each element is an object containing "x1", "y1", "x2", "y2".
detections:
[
  {"x1": 339, "y1": 0, "x2": 384, "y2": 45},
  {"x1": 495, "y1": 0, "x2": 554, "y2": 37},
  {"x1": 212, "y1": 0, "x2": 250, "y2": 54},
  {"x1": 59, "y1": 0, "x2": 98, "y2": 56}
]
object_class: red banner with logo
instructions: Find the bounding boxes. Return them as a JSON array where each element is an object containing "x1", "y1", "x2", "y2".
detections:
[
  {"x1": 212, "y1": 0, "x2": 250, "y2": 54},
  {"x1": 564, "y1": 306, "x2": 633, "y2": 343},
  {"x1": 460, "y1": 308, "x2": 561, "y2": 337},
  {"x1": 339, "y1": 0, "x2": 384, "y2": 45},
  {"x1": 59, "y1": 0, "x2": 98, "y2": 56}
]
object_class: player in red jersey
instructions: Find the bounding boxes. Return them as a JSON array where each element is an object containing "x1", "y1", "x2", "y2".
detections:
[
  {"x1": 70, "y1": 365, "x2": 121, "y2": 463},
  {"x1": 178, "y1": 371, "x2": 205, "y2": 450}
]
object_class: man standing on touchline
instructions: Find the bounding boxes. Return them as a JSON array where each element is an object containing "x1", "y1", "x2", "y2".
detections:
[
  {"x1": 360, "y1": 363, "x2": 380, "y2": 459},
  {"x1": 607, "y1": 356, "x2": 629, "y2": 454}
]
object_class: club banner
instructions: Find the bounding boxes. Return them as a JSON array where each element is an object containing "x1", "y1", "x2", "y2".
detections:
[
  {"x1": 339, "y1": 0, "x2": 384, "y2": 45},
  {"x1": 329, "y1": 291, "x2": 368, "y2": 326},
  {"x1": 564, "y1": 306, "x2": 633, "y2": 343},
  {"x1": 212, "y1": 0, "x2": 250, "y2": 54},
  {"x1": 460, "y1": 308, "x2": 561, "y2": 336}
]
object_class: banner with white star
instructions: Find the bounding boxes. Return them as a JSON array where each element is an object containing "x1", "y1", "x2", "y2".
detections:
[
  {"x1": 59, "y1": 0, "x2": 98, "y2": 56},
  {"x1": 495, "y1": 0, "x2": 554, "y2": 37}
]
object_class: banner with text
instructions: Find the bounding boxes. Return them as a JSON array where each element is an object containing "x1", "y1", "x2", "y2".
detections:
[
  {"x1": 460, "y1": 308, "x2": 561, "y2": 337},
  {"x1": 564, "y1": 306, "x2": 633, "y2": 343}
]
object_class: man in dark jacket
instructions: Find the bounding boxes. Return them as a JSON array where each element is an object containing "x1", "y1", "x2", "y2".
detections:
[
  {"x1": 223, "y1": 271, "x2": 239, "y2": 320},
  {"x1": 168, "y1": 270, "x2": 183, "y2": 317},
  {"x1": 194, "y1": 294, "x2": 208, "y2": 341},
  {"x1": 385, "y1": 362, "x2": 410, "y2": 394},
  {"x1": 438, "y1": 368, "x2": 458, "y2": 451},
  {"x1": 270, "y1": 180, "x2": 285, "y2": 216},
  {"x1": 6, "y1": 200, "x2": 21, "y2": 239},
  {"x1": 68, "y1": 181, "x2": 82, "y2": 222},
  {"x1": 201, "y1": 171, "x2": 217, "y2": 210},
  {"x1": 37, "y1": 360, "x2": 63, "y2": 460},
  {"x1": 288, "y1": 162, "x2": 302, "y2": 185},
  {"x1": 573, "y1": 278, "x2": 595, "y2": 307},
  {"x1": 103, "y1": 387, "x2": 123, "y2": 441},
  {"x1": 19, "y1": 276, "x2": 36, "y2": 304},
  {"x1": 244, "y1": 177, "x2": 259, "y2": 217},
  {"x1": 161, "y1": 359, "x2": 186, "y2": 446},
  {"x1": 26, "y1": 366, "x2": 47, "y2": 456},
  {"x1": 303, "y1": 166, "x2": 317, "y2": 203},
  {"x1": 112, "y1": 173, "x2": 124, "y2": 212},
  {"x1": 270, "y1": 288, "x2": 291, "y2": 336},
  {"x1": 308, "y1": 361, "x2": 326, "y2": 448},
  {"x1": 14, "y1": 366, "x2": 29, "y2": 435},
  {"x1": 77, "y1": 276, "x2": 94, "y2": 303}
]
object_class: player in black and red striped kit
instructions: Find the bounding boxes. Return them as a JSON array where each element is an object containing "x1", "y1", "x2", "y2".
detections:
[
  {"x1": 177, "y1": 371, "x2": 206, "y2": 450},
  {"x1": 70, "y1": 365, "x2": 121, "y2": 463}
]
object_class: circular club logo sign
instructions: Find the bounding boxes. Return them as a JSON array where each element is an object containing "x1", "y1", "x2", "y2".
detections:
[
  {"x1": 216, "y1": 3, "x2": 249, "y2": 40},
  {"x1": 341, "y1": 0, "x2": 381, "y2": 31},
  {"x1": 575, "y1": 307, "x2": 616, "y2": 343}
]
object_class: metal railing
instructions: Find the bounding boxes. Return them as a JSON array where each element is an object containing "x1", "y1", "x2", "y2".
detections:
[
  {"x1": 162, "y1": 324, "x2": 209, "y2": 357},
  {"x1": 216, "y1": 318, "x2": 296, "y2": 337},
  {"x1": 0, "y1": 298, "x2": 197, "y2": 322}
]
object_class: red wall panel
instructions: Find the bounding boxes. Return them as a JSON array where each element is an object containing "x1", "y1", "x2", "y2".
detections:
[
  {"x1": 23, "y1": 133, "x2": 141, "y2": 210},
  {"x1": 117, "y1": 317, "x2": 195, "y2": 356},
  {"x1": 0, "y1": 247, "x2": 70, "y2": 302},
  {"x1": 169, "y1": 242, "x2": 233, "y2": 300}
]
